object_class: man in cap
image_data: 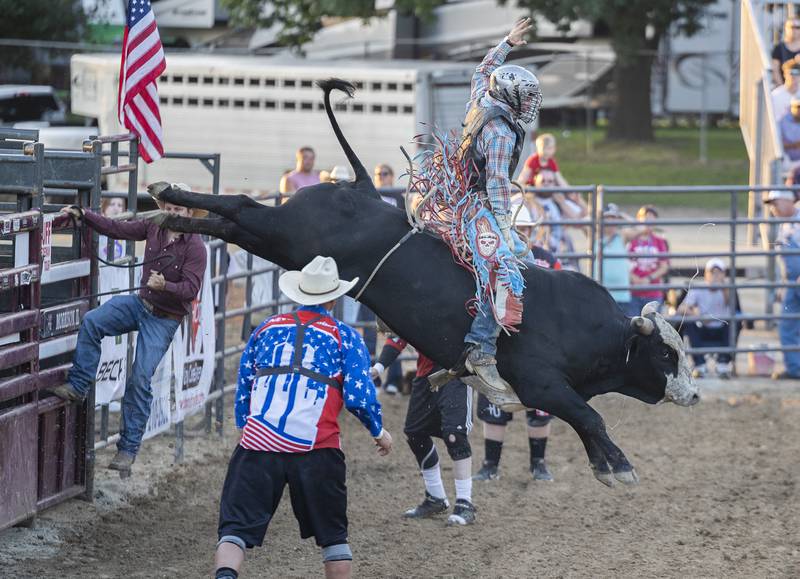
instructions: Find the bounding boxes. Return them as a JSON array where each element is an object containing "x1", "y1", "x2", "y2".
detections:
[
  {"x1": 214, "y1": 256, "x2": 392, "y2": 579},
  {"x1": 49, "y1": 183, "x2": 207, "y2": 473},
  {"x1": 460, "y1": 17, "x2": 543, "y2": 403},
  {"x1": 780, "y1": 97, "x2": 800, "y2": 163},
  {"x1": 677, "y1": 258, "x2": 739, "y2": 379},
  {"x1": 772, "y1": 60, "x2": 800, "y2": 119},
  {"x1": 766, "y1": 190, "x2": 800, "y2": 379}
]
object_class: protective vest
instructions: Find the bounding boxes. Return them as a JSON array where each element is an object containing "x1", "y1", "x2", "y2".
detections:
[
  {"x1": 255, "y1": 312, "x2": 342, "y2": 391},
  {"x1": 461, "y1": 102, "x2": 526, "y2": 193}
]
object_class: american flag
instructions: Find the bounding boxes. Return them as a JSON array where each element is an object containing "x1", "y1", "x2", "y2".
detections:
[{"x1": 117, "y1": 0, "x2": 166, "y2": 163}]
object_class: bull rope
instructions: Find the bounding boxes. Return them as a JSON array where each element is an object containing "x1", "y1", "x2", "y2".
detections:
[{"x1": 352, "y1": 147, "x2": 435, "y2": 302}]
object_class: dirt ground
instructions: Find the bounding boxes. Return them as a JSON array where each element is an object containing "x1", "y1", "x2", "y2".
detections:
[{"x1": 2, "y1": 379, "x2": 799, "y2": 579}]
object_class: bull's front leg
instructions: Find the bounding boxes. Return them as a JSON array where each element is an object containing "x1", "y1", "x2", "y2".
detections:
[{"x1": 517, "y1": 378, "x2": 638, "y2": 487}]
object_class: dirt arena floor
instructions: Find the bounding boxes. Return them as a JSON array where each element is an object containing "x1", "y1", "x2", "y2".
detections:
[{"x1": 2, "y1": 379, "x2": 799, "y2": 578}]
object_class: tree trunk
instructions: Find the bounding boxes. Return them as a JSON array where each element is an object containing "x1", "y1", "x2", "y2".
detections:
[{"x1": 606, "y1": 48, "x2": 656, "y2": 142}]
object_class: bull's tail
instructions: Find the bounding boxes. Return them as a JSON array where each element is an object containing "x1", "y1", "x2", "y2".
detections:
[{"x1": 317, "y1": 79, "x2": 370, "y2": 185}]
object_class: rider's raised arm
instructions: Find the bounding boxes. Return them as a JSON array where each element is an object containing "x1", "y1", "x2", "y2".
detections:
[{"x1": 469, "y1": 39, "x2": 513, "y2": 105}]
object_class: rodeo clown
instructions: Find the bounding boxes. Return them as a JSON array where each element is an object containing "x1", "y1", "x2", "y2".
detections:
[
  {"x1": 214, "y1": 256, "x2": 393, "y2": 579},
  {"x1": 372, "y1": 338, "x2": 476, "y2": 526},
  {"x1": 459, "y1": 17, "x2": 543, "y2": 403}
]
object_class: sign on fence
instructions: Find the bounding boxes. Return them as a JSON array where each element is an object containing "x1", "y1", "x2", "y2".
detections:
[
  {"x1": 41, "y1": 215, "x2": 53, "y2": 272},
  {"x1": 173, "y1": 249, "x2": 215, "y2": 422}
]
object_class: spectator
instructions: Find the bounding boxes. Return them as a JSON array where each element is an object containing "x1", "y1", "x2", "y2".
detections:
[
  {"x1": 373, "y1": 164, "x2": 404, "y2": 210},
  {"x1": 772, "y1": 61, "x2": 800, "y2": 119},
  {"x1": 319, "y1": 169, "x2": 332, "y2": 183},
  {"x1": 627, "y1": 205, "x2": 670, "y2": 315},
  {"x1": 779, "y1": 97, "x2": 800, "y2": 162},
  {"x1": 532, "y1": 170, "x2": 584, "y2": 269},
  {"x1": 518, "y1": 133, "x2": 569, "y2": 187},
  {"x1": 330, "y1": 165, "x2": 352, "y2": 183},
  {"x1": 99, "y1": 197, "x2": 127, "y2": 261},
  {"x1": 595, "y1": 203, "x2": 633, "y2": 313},
  {"x1": 772, "y1": 18, "x2": 800, "y2": 86},
  {"x1": 765, "y1": 189, "x2": 800, "y2": 379},
  {"x1": 677, "y1": 258, "x2": 739, "y2": 379},
  {"x1": 283, "y1": 147, "x2": 320, "y2": 193}
]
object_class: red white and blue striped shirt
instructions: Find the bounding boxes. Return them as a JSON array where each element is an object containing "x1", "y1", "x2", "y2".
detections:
[{"x1": 236, "y1": 305, "x2": 383, "y2": 452}]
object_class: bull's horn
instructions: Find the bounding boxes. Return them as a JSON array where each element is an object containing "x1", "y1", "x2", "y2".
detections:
[
  {"x1": 631, "y1": 316, "x2": 655, "y2": 335},
  {"x1": 641, "y1": 301, "x2": 660, "y2": 316}
]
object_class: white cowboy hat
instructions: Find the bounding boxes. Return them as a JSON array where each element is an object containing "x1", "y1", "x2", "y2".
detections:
[
  {"x1": 329, "y1": 165, "x2": 352, "y2": 182},
  {"x1": 279, "y1": 256, "x2": 359, "y2": 306}
]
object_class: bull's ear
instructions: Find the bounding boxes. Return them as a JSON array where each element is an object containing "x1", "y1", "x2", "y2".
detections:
[
  {"x1": 631, "y1": 316, "x2": 655, "y2": 336},
  {"x1": 641, "y1": 301, "x2": 660, "y2": 316}
]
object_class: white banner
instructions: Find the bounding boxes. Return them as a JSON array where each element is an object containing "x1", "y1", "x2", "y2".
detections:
[
  {"x1": 173, "y1": 246, "x2": 216, "y2": 422},
  {"x1": 143, "y1": 340, "x2": 175, "y2": 440},
  {"x1": 94, "y1": 265, "x2": 134, "y2": 405}
]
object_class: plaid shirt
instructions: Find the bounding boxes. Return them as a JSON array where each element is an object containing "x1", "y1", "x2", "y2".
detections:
[{"x1": 466, "y1": 39, "x2": 517, "y2": 217}]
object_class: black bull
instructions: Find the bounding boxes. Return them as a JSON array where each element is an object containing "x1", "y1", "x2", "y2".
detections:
[{"x1": 152, "y1": 79, "x2": 699, "y2": 487}]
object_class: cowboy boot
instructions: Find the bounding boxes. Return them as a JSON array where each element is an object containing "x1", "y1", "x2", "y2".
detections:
[
  {"x1": 465, "y1": 348, "x2": 512, "y2": 394},
  {"x1": 461, "y1": 376, "x2": 526, "y2": 412}
]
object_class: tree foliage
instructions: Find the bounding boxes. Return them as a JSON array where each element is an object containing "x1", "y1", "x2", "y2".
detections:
[
  {"x1": 222, "y1": 0, "x2": 444, "y2": 47},
  {"x1": 513, "y1": 0, "x2": 716, "y2": 140},
  {"x1": 0, "y1": 0, "x2": 86, "y2": 41}
]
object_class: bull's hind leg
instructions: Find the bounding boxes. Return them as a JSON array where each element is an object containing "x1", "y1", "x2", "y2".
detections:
[
  {"x1": 150, "y1": 183, "x2": 260, "y2": 222},
  {"x1": 518, "y1": 378, "x2": 638, "y2": 487}
]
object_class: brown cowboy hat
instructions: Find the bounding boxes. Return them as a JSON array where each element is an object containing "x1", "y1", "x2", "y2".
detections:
[{"x1": 147, "y1": 181, "x2": 208, "y2": 218}]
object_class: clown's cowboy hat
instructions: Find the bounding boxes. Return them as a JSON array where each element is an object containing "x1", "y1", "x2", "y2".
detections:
[
  {"x1": 279, "y1": 256, "x2": 359, "y2": 306},
  {"x1": 146, "y1": 181, "x2": 208, "y2": 218}
]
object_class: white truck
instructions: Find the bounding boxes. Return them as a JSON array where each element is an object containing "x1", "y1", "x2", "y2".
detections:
[{"x1": 70, "y1": 53, "x2": 478, "y2": 193}]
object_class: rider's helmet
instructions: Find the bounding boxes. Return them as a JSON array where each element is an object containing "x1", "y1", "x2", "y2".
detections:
[{"x1": 489, "y1": 65, "x2": 543, "y2": 125}]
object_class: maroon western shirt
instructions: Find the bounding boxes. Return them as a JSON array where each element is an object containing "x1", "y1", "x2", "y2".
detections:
[{"x1": 81, "y1": 211, "x2": 207, "y2": 316}]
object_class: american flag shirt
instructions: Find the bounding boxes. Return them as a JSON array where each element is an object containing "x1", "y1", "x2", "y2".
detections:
[
  {"x1": 236, "y1": 306, "x2": 383, "y2": 452},
  {"x1": 466, "y1": 39, "x2": 517, "y2": 217}
]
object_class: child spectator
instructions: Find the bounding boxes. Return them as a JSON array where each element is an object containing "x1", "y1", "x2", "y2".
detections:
[
  {"x1": 677, "y1": 258, "x2": 739, "y2": 379},
  {"x1": 772, "y1": 18, "x2": 800, "y2": 86},
  {"x1": 519, "y1": 133, "x2": 569, "y2": 187},
  {"x1": 772, "y1": 61, "x2": 800, "y2": 119},
  {"x1": 627, "y1": 205, "x2": 670, "y2": 315},
  {"x1": 595, "y1": 203, "x2": 633, "y2": 313},
  {"x1": 98, "y1": 197, "x2": 127, "y2": 261}
]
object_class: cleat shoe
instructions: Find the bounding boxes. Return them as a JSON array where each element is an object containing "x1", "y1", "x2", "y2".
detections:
[
  {"x1": 108, "y1": 450, "x2": 136, "y2": 472},
  {"x1": 47, "y1": 383, "x2": 83, "y2": 402},
  {"x1": 384, "y1": 383, "x2": 399, "y2": 395},
  {"x1": 447, "y1": 499, "x2": 477, "y2": 526},
  {"x1": 403, "y1": 492, "x2": 449, "y2": 519},
  {"x1": 472, "y1": 462, "x2": 499, "y2": 481},
  {"x1": 530, "y1": 459, "x2": 554, "y2": 481}
]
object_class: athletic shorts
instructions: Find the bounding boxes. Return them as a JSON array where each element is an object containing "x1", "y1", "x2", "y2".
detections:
[
  {"x1": 218, "y1": 445, "x2": 348, "y2": 549},
  {"x1": 403, "y1": 374, "x2": 473, "y2": 437},
  {"x1": 476, "y1": 393, "x2": 552, "y2": 427}
]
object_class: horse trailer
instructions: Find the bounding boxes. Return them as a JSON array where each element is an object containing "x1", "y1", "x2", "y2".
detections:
[{"x1": 70, "y1": 54, "x2": 476, "y2": 193}]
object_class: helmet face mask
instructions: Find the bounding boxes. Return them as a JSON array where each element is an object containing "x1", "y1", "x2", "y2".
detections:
[{"x1": 489, "y1": 65, "x2": 542, "y2": 125}]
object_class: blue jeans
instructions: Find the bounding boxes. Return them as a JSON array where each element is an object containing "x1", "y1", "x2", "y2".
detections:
[
  {"x1": 67, "y1": 295, "x2": 180, "y2": 455},
  {"x1": 465, "y1": 298, "x2": 501, "y2": 357},
  {"x1": 684, "y1": 323, "x2": 732, "y2": 366},
  {"x1": 779, "y1": 287, "x2": 800, "y2": 376}
]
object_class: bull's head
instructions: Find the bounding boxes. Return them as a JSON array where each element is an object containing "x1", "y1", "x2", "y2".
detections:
[{"x1": 625, "y1": 301, "x2": 699, "y2": 406}]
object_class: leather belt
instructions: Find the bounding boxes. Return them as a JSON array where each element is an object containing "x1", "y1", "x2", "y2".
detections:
[{"x1": 141, "y1": 298, "x2": 184, "y2": 322}]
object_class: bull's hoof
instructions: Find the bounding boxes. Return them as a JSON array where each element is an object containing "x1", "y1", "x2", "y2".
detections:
[
  {"x1": 147, "y1": 181, "x2": 171, "y2": 201},
  {"x1": 591, "y1": 463, "x2": 614, "y2": 487},
  {"x1": 613, "y1": 468, "x2": 639, "y2": 486}
]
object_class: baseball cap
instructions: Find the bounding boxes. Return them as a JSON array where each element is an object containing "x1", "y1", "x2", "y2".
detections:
[
  {"x1": 705, "y1": 258, "x2": 726, "y2": 273},
  {"x1": 765, "y1": 189, "x2": 795, "y2": 203},
  {"x1": 603, "y1": 202, "x2": 622, "y2": 218}
]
